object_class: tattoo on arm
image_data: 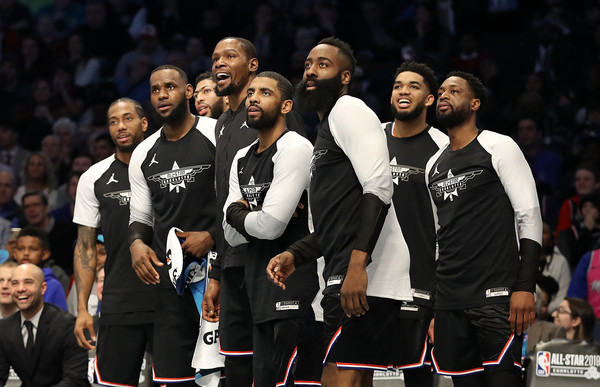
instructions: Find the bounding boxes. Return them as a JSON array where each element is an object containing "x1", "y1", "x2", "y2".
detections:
[{"x1": 74, "y1": 226, "x2": 97, "y2": 296}]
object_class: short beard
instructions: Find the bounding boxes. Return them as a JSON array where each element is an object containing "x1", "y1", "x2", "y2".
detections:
[
  {"x1": 294, "y1": 73, "x2": 344, "y2": 114},
  {"x1": 210, "y1": 100, "x2": 225, "y2": 119},
  {"x1": 247, "y1": 106, "x2": 279, "y2": 130},
  {"x1": 391, "y1": 100, "x2": 426, "y2": 122},
  {"x1": 154, "y1": 97, "x2": 189, "y2": 125},
  {"x1": 436, "y1": 104, "x2": 471, "y2": 129},
  {"x1": 115, "y1": 132, "x2": 145, "y2": 153},
  {"x1": 216, "y1": 82, "x2": 235, "y2": 97}
]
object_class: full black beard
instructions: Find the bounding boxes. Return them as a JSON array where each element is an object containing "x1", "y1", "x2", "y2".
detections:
[
  {"x1": 247, "y1": 105, "x2": 279, "y2": 130},
  {"x1": 391, "y1": 99, "x2": 426, "y2": 122},
  {"x1": 154, "y1": 97, "x2": 189, "y2": 125},
  {"x1": 436, "y1": 104, "x2": 471, "y2": 129},
  {"x1": 211, "y1": 99, "x2": 225, "y2": 119},
  {"x1": 294, "y1": 73, "x2": 344, "y2": 114}
]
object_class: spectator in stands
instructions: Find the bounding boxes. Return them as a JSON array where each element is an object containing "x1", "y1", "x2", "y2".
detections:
[
  {"x1": 0, "y1": 261, "x2": 18, "y2": 319},
  {"x1": 552, "y1": 297, "x2": 596, "y2": 341},
  {"x1": 0, "y1": 120, "x2": 31, "y2": 183},
  {"x1": 537, "y1": 222, "x2": 571, "y2": 314},
  {"x1": 556, "y1": 163, "x2": 600, "y2": 233},
  {"x1": 19, "y1": 192, "x2": 77, "y2": 278},
  {"x1": 567, "y1": 247, "x2": 600, "y2": 342},
  {"x1": 0, "y1": 171, "x2": 23, "y2": 226},
  {"x1": 558, "y1": 193, "x2": 600, "y2": 269},
  {"x1": 13, "y1": 228, "x2": 67, "y2": 311},
  {"x1": 14, "y1": 152, "x2": 58, "y2": 210}
]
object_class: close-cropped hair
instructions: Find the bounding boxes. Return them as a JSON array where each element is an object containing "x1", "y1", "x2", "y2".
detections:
[
  {"x1": 447, "y1": 70, "x2": 487, "y2": 108},
  {"x1": 151, "y1": 65, "x2": 188, "y2": 84},
  {"x1": 395, "y1": 61, "x2": 438, "y2": 95},
  {"x1": 318, "y1": 36, "x2": 356, "y2": 77},
  {"x1": 256, "y1": 71, "x2": 294, "y2": 101},
  {"x1": 219, "y1": 36, "x2": 258, "y2": 60},
  {"x1": 108, "y1": 98, "x2": 146, "y2": 120}
]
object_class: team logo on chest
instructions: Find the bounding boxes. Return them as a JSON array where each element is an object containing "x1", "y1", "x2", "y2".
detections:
[
  {"x1": 389, "y1": 157, "x2": 422, "y2": 184},
  {"x1": 103, "y1": 190, "x2": 131, "y2": 206},
  {"x1": 147, "y1": 161, "x2": 211, "y2": 193},
  {"x1": 429, "y1": 169, "x2": 483, "y2": 201},
  {"x1": 240, "y1": 176, "x2": 271, "y2": 209}
]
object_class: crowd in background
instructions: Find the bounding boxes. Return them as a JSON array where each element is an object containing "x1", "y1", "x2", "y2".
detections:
[{"x1": 0, "y1": 0, "x2": 599, "y2": 337}]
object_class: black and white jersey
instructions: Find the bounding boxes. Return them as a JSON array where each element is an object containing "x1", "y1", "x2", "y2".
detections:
[
  {"x1": 425, "y1": 130, "x2": 542, "y2": 310},
  {"x1": 74, "y1": 155, "x2": 155, "y2": 316},
  {"x1": 129, "y1": 116, "x2": 217, "y2": 288},
  {"x1": 383, "y1": 123, "x2": 448, "y2": 307},
  {"x1": 223, "y1": 130, "x2": 318, "y2": 323},
  {"x1": 310, "y1": 95, "x2": 412, "y2": 301},
  {"x1": 214, "y1": 100, "x2": 307, "y2": 269}
]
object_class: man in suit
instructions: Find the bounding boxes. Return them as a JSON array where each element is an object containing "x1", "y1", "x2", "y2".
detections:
[{"x1": 0, "y1": 263, "x2": 89, "y2": 387}]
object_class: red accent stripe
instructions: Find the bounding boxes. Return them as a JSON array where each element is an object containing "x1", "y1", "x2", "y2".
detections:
[
  {"x1": 482, "y1": 333, "x2": 514, "y2": 366},
  {"x1": 335, "y1": 362, "x2": 389, "y2": 371},
  {"x1": 395, "y1": 336, "x2": 428, "y2": 369},
  {"x1": 276, "y1": 347, "x2": 298, "y2": 387},
  {"x1": 94, "y1": 355, "x2": 137, "y2": 387},
  {"x1": 322, "y1": 326, "x2": 342, "y2": 365},
  {"x1": 219, "y1": 343, "x2": 253, "y2": 356},
  {"x1": 152, "y1": 366, "x2": 195, "y2": 382},
  {"x1": 431, "y1": 349, "x2": 484, "y2": 376}
]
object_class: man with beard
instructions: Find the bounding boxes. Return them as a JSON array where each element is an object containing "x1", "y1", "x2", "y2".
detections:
[
  {"x1": 266, "y1": 37, "x2": 412, "y2": 387},
  {"x1": 193, "y1": 72, "x2": 227, "y2": 118},
  {"x1": 382, "y1": 62, "x2": 447, "y2": 387},
  {"x1": 204, "y1": 37, "x2": 307, "y2": 386},
  {"x1": 128, "y1": 65, "x2": 217, "y2": 385},
  {"x1": 223, "y1": 71, "x2": 321, "y2": 387},
  {"x1": 73, "y1": 98, "x2": 154, "y2": 386},
  {"x1": 425, "y1": 72, "x2": 541, "y2": 387}
]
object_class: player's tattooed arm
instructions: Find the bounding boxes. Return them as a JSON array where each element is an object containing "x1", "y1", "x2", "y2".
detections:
[{"x1": 73, "y1": 225, "x2": 98, "y2": 350}]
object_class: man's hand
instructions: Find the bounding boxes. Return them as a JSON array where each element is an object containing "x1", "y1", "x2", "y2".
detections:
[
  {"x1": 202, "y1": 280, "x2": 220, "y2": 322},
  {"x1": 509, "y1": 291, "x2": 535, "y2": 335},
  {"x1": 427, "y1": 318, "x2": 435, "y2": 345},
  {"x1": 130, "y1": 239, "x2": 162, "y2": 285},
  {"x1": 74, "y1": 310, "x2": 96, "y2": 350},
  {"x1": 340, "y1": 250, "x2": 369, "y2": 317},
  {"x1": 176, "y1": 231, "x2": 214, "y2": 257},
  {"x1": 266, "y1": 251, "x2": 296, "y2": 290}
]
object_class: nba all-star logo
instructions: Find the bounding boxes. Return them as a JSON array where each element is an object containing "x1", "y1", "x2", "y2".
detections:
[
  {"x1": 103, "y1": 190, "x2": 131, "y2": 206},
  {"x1": 429, "y1": 169, "x2": 482, "y2": 201},
  {"x1": 147, "y1": 161, "x2": 211, "y2": 193},
  {"x1": 390, "y1": 157, "x2": 422, "y2": 184},
  {"x1": 240, "y1": 176, "x2": 271, "y2": 209}
]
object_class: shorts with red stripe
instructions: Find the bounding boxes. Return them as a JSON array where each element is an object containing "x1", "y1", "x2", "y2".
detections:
[
  {"x1": 395, "y1": 302, "x2": 434, "y2": 369},
  {"x1": 431, "y1": 303, "x2": 523, "y2": 377},
  {"x1": 253, "y1": 310, "x2": 322, "y2": 387},
  {"x1": 152, "y1": 286, "x2": 200, "y2": 383},
  {"x1": 218, "y1": 267, "x2": 253, "y2": 357},
  {"x1": 95, "y1": 323, "x2": 153, "y2": 386},
  {"x1": 322, "y1": 294, "x2": 403, "y2": 371}
]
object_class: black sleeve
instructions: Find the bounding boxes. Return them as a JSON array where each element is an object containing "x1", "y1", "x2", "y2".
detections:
[
  {"x1": 352, "y1": 193, "x2": 390, "y2": 255},
  {"x1": 286, "y1": 232, "x2": 322, "y2": 267},
  {"x1": 225, "y1": 201, "x2": 253, "y2": 241},
  {"x1": 128, "y1": 221, "x2": 153, "y2": 247},
  {"x1": 513, "y1": 238, "x2": 541, "y2": 293}
]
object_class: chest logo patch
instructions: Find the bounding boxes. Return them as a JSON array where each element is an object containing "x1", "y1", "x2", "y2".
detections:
[
  {"x1": 103, "y1": 190, "x2": 131, "y2": 206},
  {"x1": 390, "y1": 157, "x2": 423, "y2": 184},
  {"x1": 429, "y1": 169, "x2": 483, "y2": 201},
  {"x1": 240, "y1": 176, "x2": 271, "y2": 209},
  {"x1": 148, "y1": 161, "x2": 211, "y2": 193}
]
